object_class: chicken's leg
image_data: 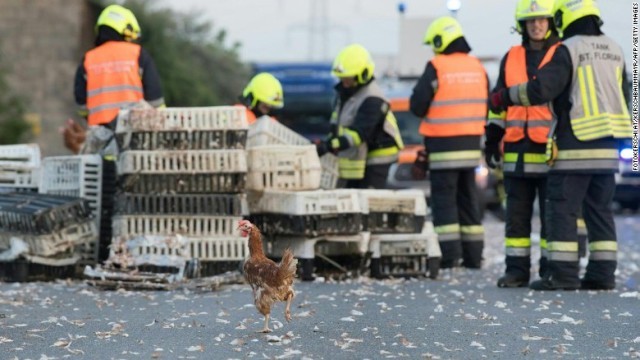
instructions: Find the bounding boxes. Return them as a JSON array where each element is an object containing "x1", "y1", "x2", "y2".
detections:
[
  {"x1": 258, "y1": 314, "x2": 272, "y2": 333},
  {"x1": 284, "y1": 293, "x2": 293, "y2": 322}
]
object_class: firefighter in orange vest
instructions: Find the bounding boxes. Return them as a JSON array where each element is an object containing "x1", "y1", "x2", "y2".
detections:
[
  {"x1": 486, "y1": 0, "x2": 560, "y2": 287},
  {"x1": 71, "y1": 4, "x2": 164, "y2": 131},
  {"x1": 239, "y1": 72, "x2": 284, "y2": 125},
  {"x1": 410, "y1": 17, "x2": 488, "y2": 269}
]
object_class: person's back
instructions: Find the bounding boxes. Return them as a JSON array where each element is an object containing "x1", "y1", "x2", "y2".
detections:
[{"x1": 409, "y1": 16, "x2": 488, "y2": 270}]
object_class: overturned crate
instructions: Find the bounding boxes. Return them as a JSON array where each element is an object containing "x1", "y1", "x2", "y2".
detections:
[
  {"x1": 359, "y1": 189, "x2": 427, "y2": 234},
  {"x1": 115, "y1": 106, "x2": 249, "y2": 150},
  {"x1": 248, "y1": 189, "x2": 364, "y2": 237}
]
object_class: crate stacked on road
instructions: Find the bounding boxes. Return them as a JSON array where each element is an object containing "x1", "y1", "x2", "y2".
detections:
[
  {"x1": 0, "y1": 192, "x2": 97, "y2": 281},
  {"x1": 0, "y1": 144, "x2": 41, "y2": 193},
  {"x1": 107, "y1": 106, "x2": 250, "y2": 277},
  {"x1": 247, "y1": 117, "x2": 339, "y2": 189},
  {"x1": 39, "y1": 154, "x2": 103, "y2": 263},
  {"x1": 357, "y1": 189, "x2": 440, "y2": 279}
]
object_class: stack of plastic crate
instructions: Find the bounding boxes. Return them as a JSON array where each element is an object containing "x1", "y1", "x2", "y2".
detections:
[
  {"x1": 39, "y1": 155, "x2": 102, "y2": 263},
  {"x1": 247, "y1": 117, "x2": 339, "y2": 189},
  {"x1": 110, "y1": 106, "x2": 250, "y2": 277},
  {"x1": 358, "y1": 189, "x2": 441, "y2": 279},
  {"x1": 0, "y1": 144, "x2": 41, "y2": 193},
  {"x1": 247, "y1": 117, "x2": 365, "y2": 280},
  {"x1": 0, "y1": 192, "x2": 97, "y2": 281}
]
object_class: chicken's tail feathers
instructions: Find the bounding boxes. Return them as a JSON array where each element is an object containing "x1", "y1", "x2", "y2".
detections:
[{"x1": 279, "y1": 248, "x2": 298, "y2": 279}]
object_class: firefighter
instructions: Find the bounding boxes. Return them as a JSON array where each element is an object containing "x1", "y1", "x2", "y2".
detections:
[
  {"x1": 410, "y1": 16, "x2": 488, "y2": 269},
  {"x1": 489, "y1": 0, "x2": 631, "y2": 290},
  {"x1": 63, "y1": 4, "x2": 165, "y2": 153},
  {"x1": 316, "y1": 44, "x2": 404, "y2": 189},
  {"x1": 486, "y1": 0, "x2": 560, "y2": 287},
  {"x1": 240, "y1": 72, "x2": 284, "y2": 124}
]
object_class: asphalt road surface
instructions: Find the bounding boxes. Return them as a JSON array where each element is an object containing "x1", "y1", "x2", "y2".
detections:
[{"x1": 1, "y1": 214, "x2": 639, "y2": 359}]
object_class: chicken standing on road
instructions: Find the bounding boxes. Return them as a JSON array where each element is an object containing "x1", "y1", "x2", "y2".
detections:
[{"x1": 237, "y1": 220, "x2": 298, "y2": 333}]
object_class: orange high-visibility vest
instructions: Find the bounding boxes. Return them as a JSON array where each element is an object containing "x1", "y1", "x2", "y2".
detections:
[
  {"x1": 420, "y1": 53, "x2": 488, "y2": 137},
  {"x1": 504, "y1": 43, "x2": 559, "y2": 143},
  {"x1": 84, "y1": 42, "x2": 144, "y2": 125}
]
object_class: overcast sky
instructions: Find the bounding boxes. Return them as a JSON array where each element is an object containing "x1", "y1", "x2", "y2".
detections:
[{"x1": 160, "y1": 0, "x2": 629, "y2": 67}]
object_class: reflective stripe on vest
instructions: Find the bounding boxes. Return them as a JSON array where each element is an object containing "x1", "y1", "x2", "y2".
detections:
[
  {"x1": 504, "y1": 44, "x2": 557, "y2": 144},
  {"x1": 552, "y1": 148, "x2": 619, "y2": 170},
  {"x1": 332, "y1": 81, "x2": 401, "y2": 179},
  {"x1": 84, "y1": 41, "x2": 144, "y2": 126},
  {"x1": 421, "y1": 54, "x2": 488, "y2": 137},
  {"x1": 503, "y1": 152, "x2": 548, "y2": 173},
  {"x1": 428, "y1": 150, "x2": 481, "y2": 170},
  {"x1": 564, "y1": 35, "x2": 632, "y2": 141}
]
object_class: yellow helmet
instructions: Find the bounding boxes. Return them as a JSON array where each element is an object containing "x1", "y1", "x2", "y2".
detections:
[
  {"x1": 423, "y1": 16, "x2": 464, "y2": 54},
  {"x1": 515, "y1": 0, "x2": 555, "y2": 34},
  {"x1": 332, "y1": 44, "x2": 375, "y2": 85},
  {"x1": 553, "y1": 0, "x2": 601, "y2": 33},
  {"x1": 242, "y1": 73, "x2": 284, "y2": 109},
  {"x1": 96, "y1": 4, "x2": 141, "y2": 41}
]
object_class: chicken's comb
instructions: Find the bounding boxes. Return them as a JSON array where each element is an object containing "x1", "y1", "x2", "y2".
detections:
[{"x1": 237, "y1": 219, "x2": 252, "y2": 227}]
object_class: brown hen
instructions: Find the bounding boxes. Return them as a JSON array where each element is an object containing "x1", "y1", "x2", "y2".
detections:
[{"x1": 238, "y1": 219, "x2": 297, "y2": 333}]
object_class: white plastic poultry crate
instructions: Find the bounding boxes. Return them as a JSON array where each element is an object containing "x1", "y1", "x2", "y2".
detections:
[
  {"x1": 246, "y1": 145, "x2": 321, "y2": 191},
  {"x1": 359, "y1": 189, "x2": 427, "y2": 215},
  {"x1": 109, "y1": 234, "x2": 189, "y2": 269},
  {"x1": 39, "y1": 155, "x2": 102, "y2": 227},
  {"x1": 187, "y1": 236, "x2": 248, "y2": 261},
  {"x1": 0, "y1": 220, "x2": 97, "y2": 258},
  {"x1": 246, "y1": 116, "x2": 310, "y2": 147},
  {"x1": 0, "y1": 144, "x2": 41, "y2": 189},
  {"x1": 112, "y1": 215, "x2": 243, "y2": 238},
  {"x1": 319, "y1": 154, "x2": 339, "y2": 189},
  {"x1": 115, "y1": 106, "x2": 248, "y2": 133},
  {"x1": 117, "y1": 149, "x2": 247, "y2": 175},
  {"x1": 248, "y1": 189, "x2": 362, "y2": 215}
]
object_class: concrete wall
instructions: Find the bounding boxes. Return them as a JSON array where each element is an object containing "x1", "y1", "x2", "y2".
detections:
[{"x1": 0, "y1": 0, "x2": 97, "y2": 155}]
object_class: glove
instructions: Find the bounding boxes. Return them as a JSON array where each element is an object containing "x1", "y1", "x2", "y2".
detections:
[
  {"x1": 314, "y1": 139, "x2": 329, "y2": 157},
  {"x1": 411, "y1": 150, "x2": 429, "y2": 180},
  {"x1": 488, "y1": 89, "x2": 511, "y2": 114},
  {"x1": 484, "y1": 142, "x2": 502, "y2": 169}
]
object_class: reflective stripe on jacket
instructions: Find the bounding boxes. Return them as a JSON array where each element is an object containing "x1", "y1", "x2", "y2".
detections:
[
  {"x1": 332, "y1": 81, "x2": 401, "y2": 179},
  {"x1": 420, "y1": 54, "x2": 488, "y2": 138},
  {"x1": 504, "y1": 44, "x2": 558, "y2": 144},
  {"x1": 84, "y1": 42, "x2": 144, "y2": 125},
  {"x1": 564, "y1": 35, "x2": 631, "y2": 142}
]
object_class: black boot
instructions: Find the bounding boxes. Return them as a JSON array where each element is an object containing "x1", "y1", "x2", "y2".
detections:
[
  {"x1": 580, "y1": 278, "x2": 615, "y2": 290},
  {"x1": 497, "y1": 273, "x2": 529, "y2": 288},
  {"x1": 529, "y1": 276, "x2": 580, "y2": 291}
]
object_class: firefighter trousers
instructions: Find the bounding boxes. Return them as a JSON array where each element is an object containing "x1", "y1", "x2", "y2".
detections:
[
  {"x1": 503, "y1": 176, "x2": 547, "y2": 280},
  {"x1": 430, "y1": 169, "x2": 484, "y2": 268},
  {"x1": 343, "y1": 163, "x2": 391, "y2": 189},
  {"x1": 546, "y1": 173, "x2": 617, "y2": 286}
]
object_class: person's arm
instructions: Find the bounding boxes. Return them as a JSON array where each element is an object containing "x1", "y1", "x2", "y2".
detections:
[
  {"x1": 327, "y1": 97, "x2": 387, "y2": 152},
  {"x1": 487, "y1": 54, "x2": 508, "y2": 130},
  {"x1": 409, "y1": 61, "x2": 437, "y2": 118},
  {"x1": 622, "y1": 63, "x2": 630, "y2": 108},
  {"x1": 139, "y1": 48, "x2": 165, "y2": 107},
  {"x1": 73, "y1": 61, "x2": 88, "y2": 118},
  {"x1": 508, "y1": 45, "x2": 572, "y2": 106}
]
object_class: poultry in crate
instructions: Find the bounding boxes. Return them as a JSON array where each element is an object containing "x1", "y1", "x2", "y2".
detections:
[{"x1": 237, "y1": 219, "x2": 298, "y2": 333}]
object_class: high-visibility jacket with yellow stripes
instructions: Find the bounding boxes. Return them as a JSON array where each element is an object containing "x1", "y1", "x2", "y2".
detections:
[
  {"x1": 555, "y1": 35, "x2": 631, "y2": 172},
  {"x1": 331, "y1": 81, "x2": 403, "y2": 180},
  {"x1": 84, "y1": 42, "x2": 144, "y2": 126}
]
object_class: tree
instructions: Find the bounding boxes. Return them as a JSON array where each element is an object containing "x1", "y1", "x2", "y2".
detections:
[
  {"x1": 0, "y1": 50, "x2": 28, "y2": 145},
  {"x1": 120, "y1": 0, "x2": 250, "y2": 106}
]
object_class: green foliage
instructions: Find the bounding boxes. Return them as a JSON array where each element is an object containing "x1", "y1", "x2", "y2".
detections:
[
  {"x1": 120, "y1": 0, "x2": 250, "y2": 106},
  {"x1": 0, "y1": 59, "x2": 28, "y2": 145}
]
